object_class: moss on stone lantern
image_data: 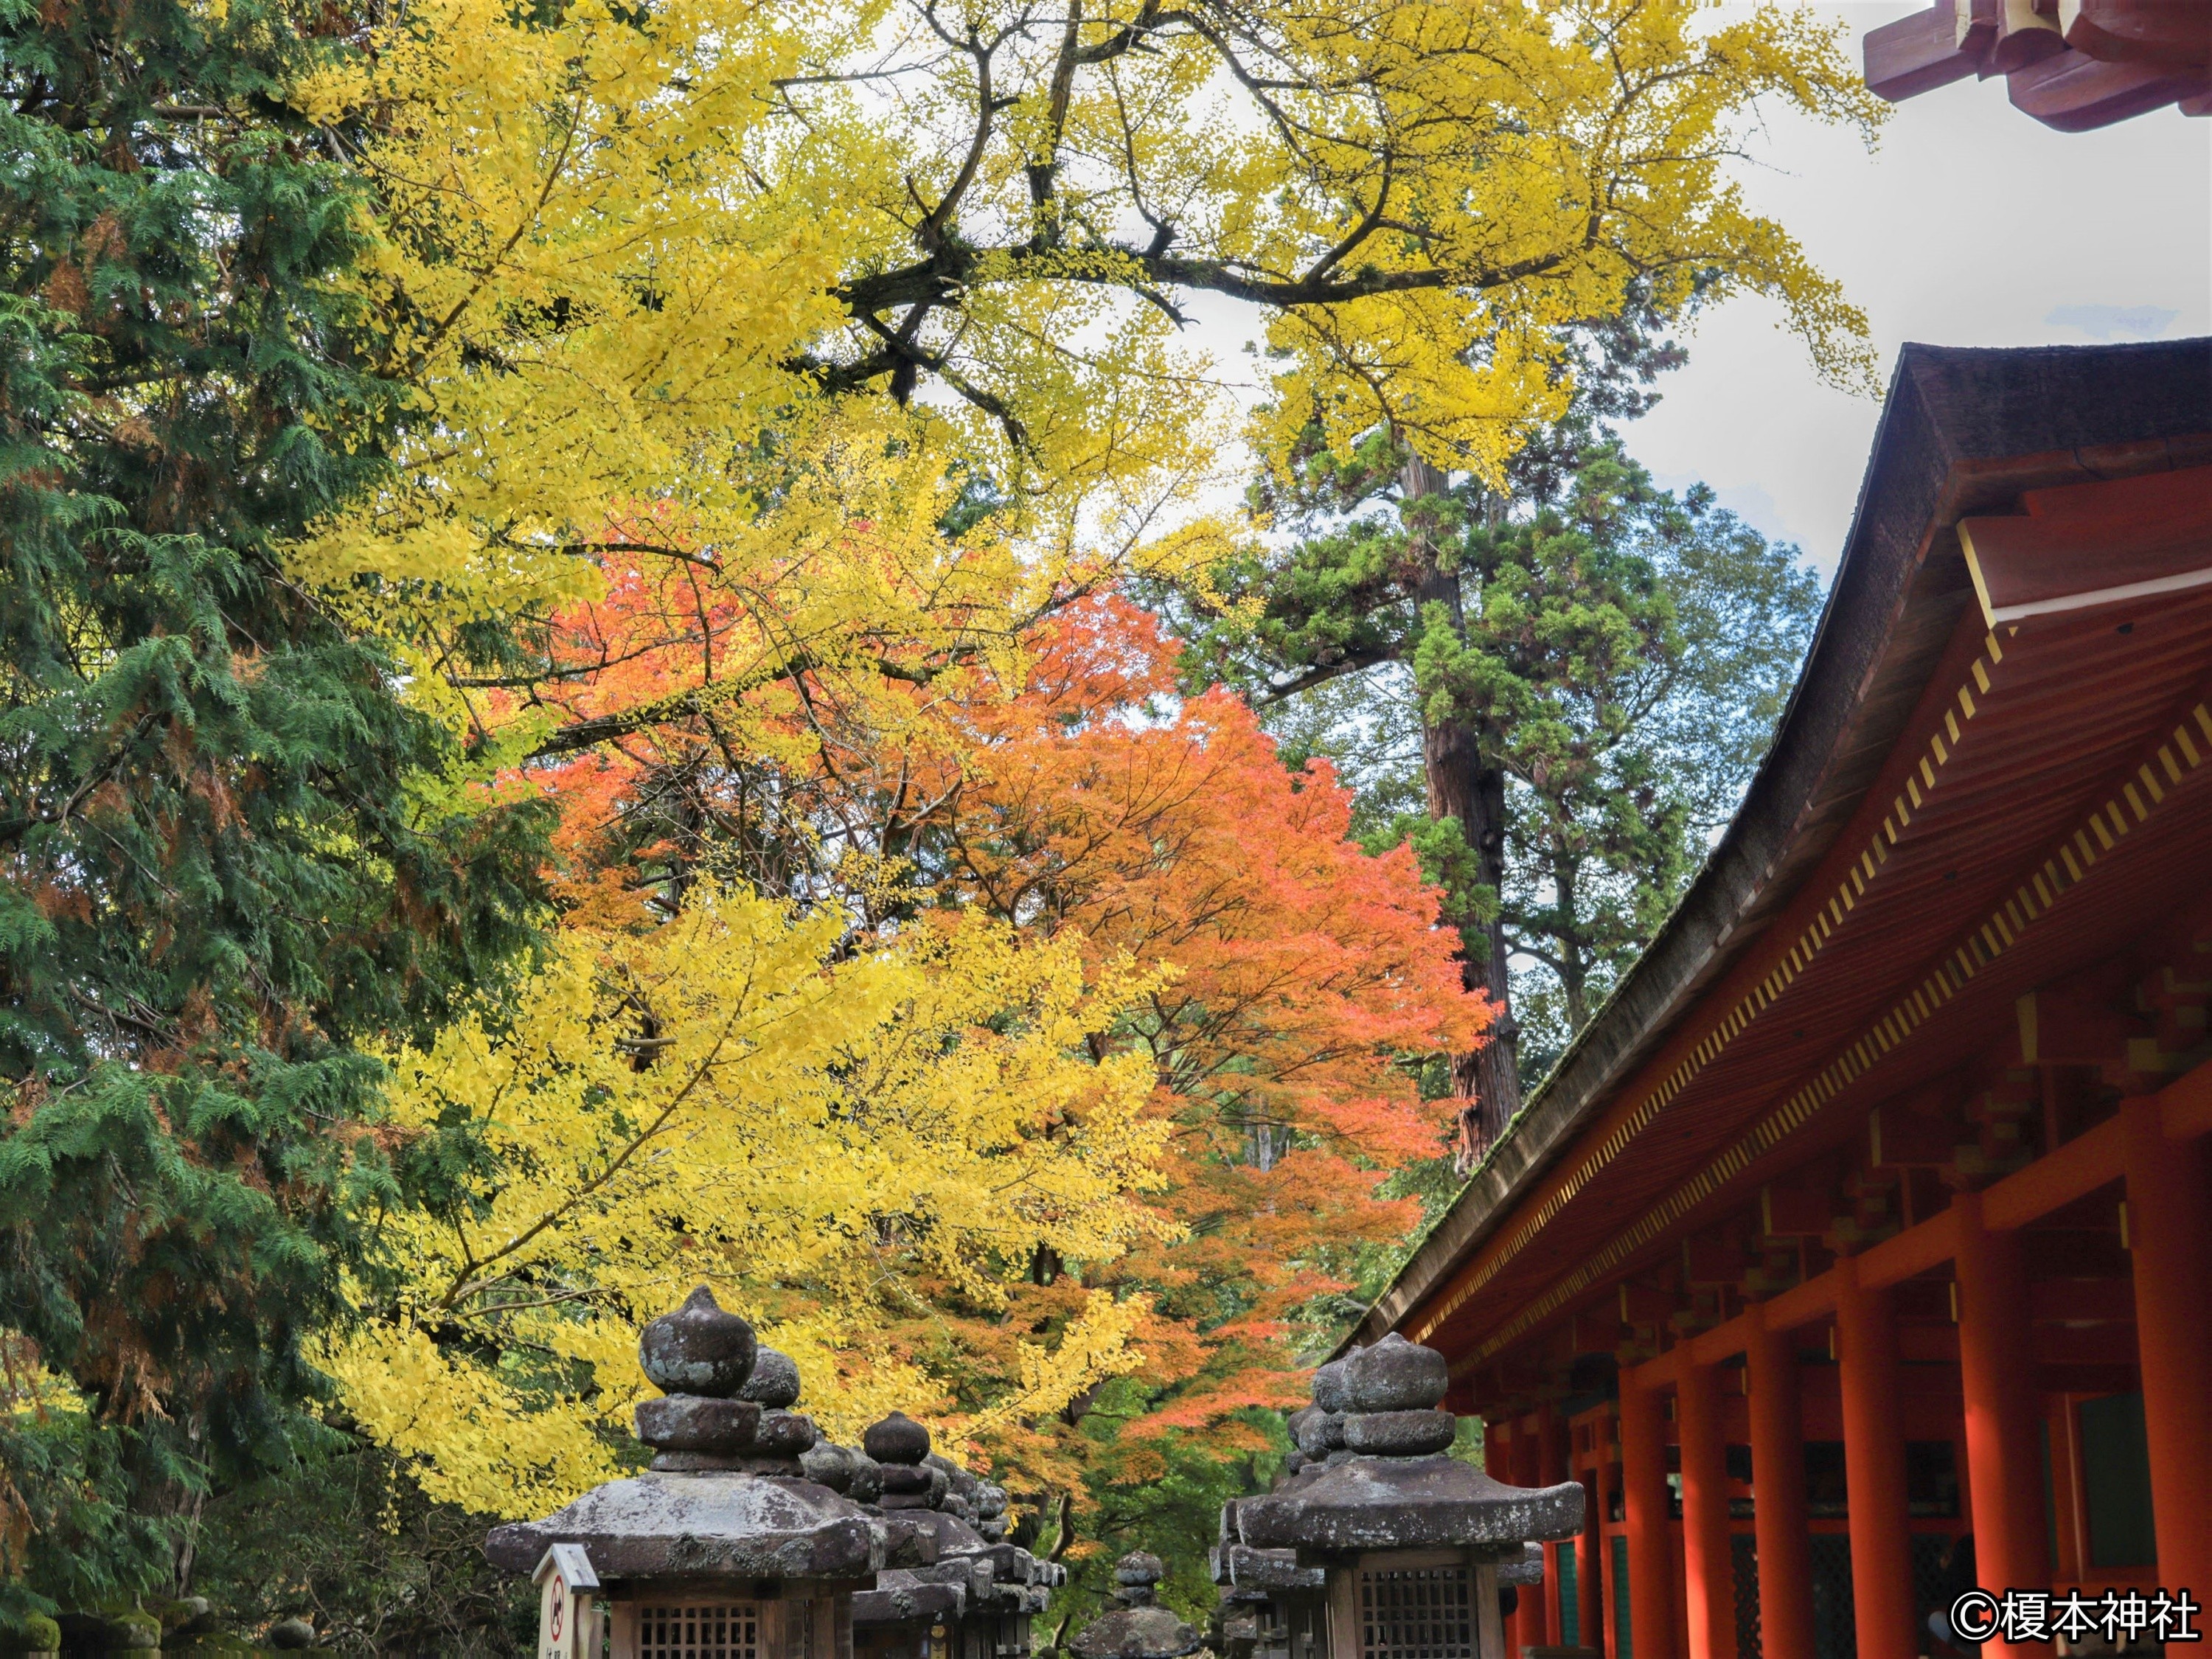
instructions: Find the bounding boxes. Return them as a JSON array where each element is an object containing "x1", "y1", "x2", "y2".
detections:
[
  {"x1": 1070, "y1": 1554, "x2": 1200, "y2": 1659},
  {"x1": 848, "y1": 1415, "x2": 1060, "y2": 1659}
]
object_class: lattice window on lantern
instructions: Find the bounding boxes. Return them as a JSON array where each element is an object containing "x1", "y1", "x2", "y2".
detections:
[
  {"x1": 638, "y1": 1602, "x2": 760, "y2": 1659},
  {"x1": 1356, "y1": 1565, "x2": 1475, "y2": 1659},
  {"x1": 1250, "y1": 1599, "x2": 1293, "y2": 1659}
]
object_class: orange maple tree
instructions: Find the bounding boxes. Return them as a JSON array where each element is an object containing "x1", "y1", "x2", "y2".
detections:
[
  {"x1": 936, "y1": 602, "x2": 1487, "y2": 1436},
  {"x1": 504, "y1": 540, "x2": 1486, "y2": 1531}
]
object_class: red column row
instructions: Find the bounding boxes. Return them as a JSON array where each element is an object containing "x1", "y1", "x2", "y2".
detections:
[{"x1": 1588, "y1": 1121, "x2": 2210, "y2": 1659}]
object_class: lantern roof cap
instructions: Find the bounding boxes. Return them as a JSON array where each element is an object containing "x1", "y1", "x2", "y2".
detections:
[
  {"x1": 1230, "y1": 1451, "x2": 1582, "y2": 1556},
  {"x1": 1069, "y1": 1604, "x2": 1203, "y2": 1659},
  {"x1": 1230, "y1": 1334, "x2": 1582, "y2": 1557},
  {"x1": 1208, "y1": 1543, "x2": 1323, "y2": 1592},
  {"x1": 852, "y1": 1571, "x2": 967, "y2": 1627},
  {"x1": 1499, "y1": 1543, "x2": 1543, "y2": 1587},
  {"x1": 486, "y1": 1469, "x2": 884, "y2": 1580},
  {"x1": 487, "y1": 1287, "x2": 888, "y2": 1583}
]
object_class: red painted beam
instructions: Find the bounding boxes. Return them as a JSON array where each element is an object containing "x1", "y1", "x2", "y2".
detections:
[
  {"x1": 1958, "y1": 465, "x2": 2212, "y2": 626},
  {"x1": 1865, "y1": 1, "x2": 1985, "y2": 99},
  {"x1": 1985, "y1": 1113, "x2": 2124, "y2": 1229},
  {"x1": 2062, "y1": 0, "x2": 2212, "y2": 63},
  {"x1": 2008, "y1": 48, "x2": 2212, "y2": 130},
  {"x1": 2166, "y1": 1051, "x2": 2212, "y2": 1139},
  {"x1": 1609, "y1": 1053, "x2": 2210, "y2": 1376}
]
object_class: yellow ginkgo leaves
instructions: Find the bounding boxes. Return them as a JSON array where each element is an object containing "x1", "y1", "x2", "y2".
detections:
[{"x1": 324, "y1": 889, "x2": 1175, "y2": 1517}]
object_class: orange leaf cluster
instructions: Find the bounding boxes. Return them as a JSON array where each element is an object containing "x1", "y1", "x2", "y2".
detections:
[{"x1": 938, "y1": 602, "x2": 1489, "y2": 1442}]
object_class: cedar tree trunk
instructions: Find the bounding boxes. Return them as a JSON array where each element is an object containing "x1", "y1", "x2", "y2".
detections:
[{"x1": 1402, "y1": 455, "x2": 1521, "y2": 1165}]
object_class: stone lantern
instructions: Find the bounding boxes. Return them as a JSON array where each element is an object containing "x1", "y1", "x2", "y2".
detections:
[
  {"x1": 1222, "y1": 1335, "x2": 1582, "y2": 1659},
  {"x1": 846, "y1": 1413, "x2": 1062, "y2": 1659},
  {"x1": 1070, "y1": 1554, "x2": 1200, "y2": 1659},
  {"x1": 487, "y1": 1287, "x2": 907, "y2": 1659},
  {"x1": 964, "y1": 1473, "x2": 1062, "y2": 1659},
  {"x1": 1209, "y1": 1543, "x2": 1324, "y2": 1659},
  {"x1": 940, "y1": 1464, "x2": 1060, "y2": 1659}
]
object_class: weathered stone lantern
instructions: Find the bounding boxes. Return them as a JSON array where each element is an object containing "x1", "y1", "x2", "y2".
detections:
[
  {"x1": 1071, "y1": 1554, "x2": 1200, "y2": 1659},
  {"x1": 964, "y1": 1473, "x2": 1061, "y2": 1659},
  {"x1": 939, "y1": 1463, "x2": 1058, "y2": 1659},
  {"x1": 1210, "y1": 1543, "x2": 1325, "y2": 1659},
  {"x1": 1223, "y1": 1335, "x2": 1582, "y2": 1659},
  {"x1": 1211, "y1": 1506, "x2": 1543, "y2": 1659},
  {"x1": 846, "y1": 1413, "x2": 1060, "y2": 1659},
  {"x1": 487, "y1": 1287, "x2": 905, "y2": 1659}
]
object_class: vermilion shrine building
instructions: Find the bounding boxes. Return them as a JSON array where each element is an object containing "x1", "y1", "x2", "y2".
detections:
[{"x1": 1349, "y1": 338, "x2": 2212, "y2": 1659}]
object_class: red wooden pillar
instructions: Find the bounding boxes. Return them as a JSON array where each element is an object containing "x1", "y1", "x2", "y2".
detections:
[
  {"x1": 1675, "y1": 1356, "x2": 1736, "y2": 1659},
  {"x1": 1619, "y1": 1369, "x2": 1679, "y2": 1659},
  {"x1": 1537, "y1": 1404, "x2": 1568, "y2": 1643},
  {"x1": 1514, "y1": 1413, "x2": 1555, "y2": 1651},
  {"x1": 1953, "y1": 1189, "x2": 2050, "y2": 1656},
  {"x1": 1835, "y1": 1255, "x2": 1914, "y2": 1659},
  {"x1": 2122, "y1": 1096, "x2": 2212, "y2": 1593},
  {"x1": 1579, "y1": 1453, "x2": 1605, "y2": 1657},
  {"x1": 1746, "y1": 1310, "x2": 1815, "y2": 1659}
]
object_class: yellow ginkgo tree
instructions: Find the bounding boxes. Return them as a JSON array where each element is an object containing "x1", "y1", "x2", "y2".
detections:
[
  {"x1": 324, "y1": 890, "x2": 1176, "y2": 1518},
  {"x1": 281, "y1": 0, "x2": 1883, "y2": 768},
  {"x1": 277, "y1": 0, "x2": 1893, "y2": 1537}
]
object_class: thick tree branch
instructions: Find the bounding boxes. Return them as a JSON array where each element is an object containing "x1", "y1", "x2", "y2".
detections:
[
  {"x1": 1253, "y1": 644, "x2": 1399, "y2": 703},
  {"x1": 832, "y1": 237, "x2": 1574, "y2": 333}
]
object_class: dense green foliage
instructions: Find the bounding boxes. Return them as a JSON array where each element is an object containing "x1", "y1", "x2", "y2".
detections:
[
  {"x1": 1179, "y1": 437, "x2": 1823, "y2": 1106},
  {"x1": 187, "y1": 1439, "x2": 534, "y2": 1653},
  {"x1": 0, "y1": 0, "x2": 545, "y2": 1624}
]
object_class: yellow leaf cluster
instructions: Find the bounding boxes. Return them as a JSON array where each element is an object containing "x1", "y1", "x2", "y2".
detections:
[
  {"x1": 759, "y1": 0, "x2": 1884, "y2": 477},
  {"x1": 324, "y1": 891, "x2": 1177, "y2": 1517},
  {"x1": 273, "y1": 0, "x2": 1882, "y2": 779},
  {"x1": 274, "y1": 0, "x2": 1891, "y2": 1530},
  {"x1": 1226, "y1": 0, "x2": 1888, "y2": 474},
  {"x1": 282, "y1": 0, "x2": 1230, "y2": 762}
]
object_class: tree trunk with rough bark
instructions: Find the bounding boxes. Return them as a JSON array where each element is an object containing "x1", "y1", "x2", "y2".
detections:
[
  {"x1": 1400, "y1": 455, "x2": 1521, "y2": 1168},
  {"x1": 1554, "y1": 853, "x2": 1591, "y2": 1034}
]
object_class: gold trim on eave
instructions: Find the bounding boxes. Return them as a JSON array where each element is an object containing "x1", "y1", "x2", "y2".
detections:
[{"x1": 1458, "y1": 700, "x2": 2212, "y2": 1368}]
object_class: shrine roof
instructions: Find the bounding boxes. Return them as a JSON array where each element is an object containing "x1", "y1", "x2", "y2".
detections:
[{"x1": 1347, "y1": 338, "x2": 2212, "y2": 1368}]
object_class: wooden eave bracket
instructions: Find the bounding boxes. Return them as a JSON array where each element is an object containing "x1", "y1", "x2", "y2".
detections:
[{"x1": 1864, "y1": 0, "x2": 2211, "y2": 122}]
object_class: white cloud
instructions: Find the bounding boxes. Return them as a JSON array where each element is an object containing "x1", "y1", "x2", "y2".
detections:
[{"x1": 2045, "y1": 303, "x2": 2184, "y2": 340}]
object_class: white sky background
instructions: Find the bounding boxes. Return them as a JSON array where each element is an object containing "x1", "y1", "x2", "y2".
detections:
[{"x1": 1166, "y1": 3, "x2": 2212, "y2": 574}]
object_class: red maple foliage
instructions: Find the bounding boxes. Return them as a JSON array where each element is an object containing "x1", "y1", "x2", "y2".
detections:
[{"x1": 937, "y1": 599, "x2": 1489, "y2": 1445}]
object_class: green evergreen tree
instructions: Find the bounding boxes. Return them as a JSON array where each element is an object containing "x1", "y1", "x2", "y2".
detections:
[
  {"x1": 1174, "y1": 435, "x2": 1822, "y2": 1159},
  {"x1": 0, "y1": 0, "x2": 546, "y2": 1624}
]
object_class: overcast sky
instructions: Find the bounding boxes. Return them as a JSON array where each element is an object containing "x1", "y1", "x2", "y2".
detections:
[
  {"x1": 1170, "y1": 4, "x2": 2212, "y2": 575},
  {"x1": 1623, "y1": 4, "x2": 2212, "y2": 571}
]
